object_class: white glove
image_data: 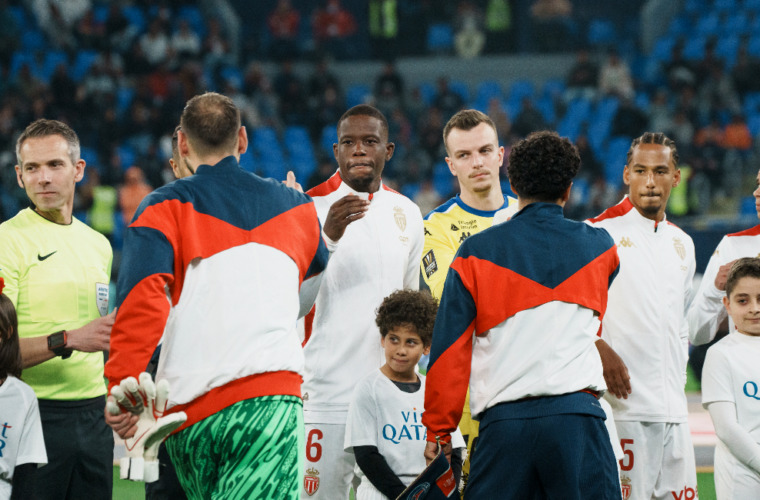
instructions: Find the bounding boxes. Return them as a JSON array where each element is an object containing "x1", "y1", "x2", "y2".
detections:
[{"x1": 108, "y1": 372, "x2": 187, "y2": 482}]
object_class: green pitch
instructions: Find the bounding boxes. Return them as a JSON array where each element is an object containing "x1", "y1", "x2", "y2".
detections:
[{"x1": 112, "y1": 468, "x2": 718, "y2": 500}]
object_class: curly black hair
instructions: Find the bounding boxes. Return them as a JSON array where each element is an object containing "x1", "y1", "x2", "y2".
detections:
[
  {"x1": 375, "y1": 290, "x2": 438, "y2": 347},
  {"x1": 507, "y1": 130, "x2": 580, "y2": 202}
]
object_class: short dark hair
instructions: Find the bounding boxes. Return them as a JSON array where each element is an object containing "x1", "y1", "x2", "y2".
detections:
[
  {"x1": 16, "y1": 119, "x2": 80, "y2": 166},
  {"x1": 375, "y1": 290, "x2": 438, "y2": 347},
  {"x1": 171, "y1": 125, "x2": 180, "y2": 162},
  {"x1": 443, "y1": 109, "x2": 498, "y2": 154},
  {"x1": 0, "y1": 292, "x2": 22, "y2": 380},
  {"x1": 725, "y1": 257, "x2": 760, "y2": 298},
  {"x1": 507, "y1": 130, "x2": 580, "y2": 202},
  {"x1": 180, "y1": 92, "x2": 241, "y2": 158},
  {"x1": 627, "y1": 132, "x2": 679, "y2": 169},
  {"x1": 337, "y1": 104, "x2": 388, "y2": 139}
]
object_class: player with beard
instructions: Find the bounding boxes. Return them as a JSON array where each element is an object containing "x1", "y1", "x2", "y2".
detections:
[
  {"x1": 300, "y1": 105, "x2": 424, "y2": 499},
  {"x1": 588, "y1": 132, "x2": 698, "y2": 500}
]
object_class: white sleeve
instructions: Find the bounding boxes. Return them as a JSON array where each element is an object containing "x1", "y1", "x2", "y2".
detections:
[
  {"x1": 707, "y1": 401, "x2": 760, "y2": 475},
  {"x1": 15, "y1": 396, "x2": 47, "y2": 467},
  {"x1": 404, "y1": 212, "x2": 424, "y2": 291},
  {"x1": 687, "y1": 240, "x2": 728, "y2": 345},
  {"x1": 298, "y1": 272, "x2": 323, "y2": 318},
  {"x1": 701, "y1": 345, "x2": 732, "y2": 406},
  {"x1": 344, "y1": 378, "x2": 379, "y2": 452}
]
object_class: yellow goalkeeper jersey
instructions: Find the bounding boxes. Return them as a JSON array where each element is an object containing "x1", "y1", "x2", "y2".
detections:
[{"x1": 421, "y1": 194, "x2": 517, "y2": 300}]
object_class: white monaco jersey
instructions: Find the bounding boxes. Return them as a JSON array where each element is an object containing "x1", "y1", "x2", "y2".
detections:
[
  {"x1": 302, "y1": 172, "x2": 424, "y2": 417},
  {"x1": 589, "y1": 197, "x2": 695, "y2": 422},
  {"x1": 688, "y1": 225, "x2": 760, "y2": 346}
]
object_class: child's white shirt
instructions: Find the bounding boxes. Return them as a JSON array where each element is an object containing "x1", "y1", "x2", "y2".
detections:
[
  {"x1": 702, "y1": 331, "x2": 760, "y2": 497},
  {"x1": 0, "y1": 376, "x2": 47, "y2": 499},
  {"x1": 345, "y1": 370, "x2": 464, "y2": 491}
]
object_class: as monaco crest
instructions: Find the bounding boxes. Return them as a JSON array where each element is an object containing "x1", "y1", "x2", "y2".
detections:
[
  {"x1": 304, "y1": 467, "x2": 319, "y2": 496},
  {"x1": 394, "y1": 206, "x2": 407, "y2": 232},
  {"x1": 673, "y1": 238, "x2": 686, "y2": 260},
  {"x1": 620, "y1": 475, "x2": 632, "y2": 500}
]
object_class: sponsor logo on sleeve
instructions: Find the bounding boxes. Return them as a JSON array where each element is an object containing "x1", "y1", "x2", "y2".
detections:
[{"x1": 423, "y1": 250, "x2": 438, "y2": 278}]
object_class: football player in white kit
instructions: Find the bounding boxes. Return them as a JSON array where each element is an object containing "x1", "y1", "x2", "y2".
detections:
[
  {"x1": 688, "y1": 168, "x2": 760, "y2": 347},
  {"x1": 589, "y1": 133, "x2": 698, "y2": 500},
  {"x1": 300, "y1": 105, "x2": 424, "y2": 499}
]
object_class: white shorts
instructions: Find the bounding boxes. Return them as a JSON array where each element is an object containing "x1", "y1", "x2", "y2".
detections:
[
  {"x1": 714, "y1": 441, "x2": 760, "y2": 500},
  {"x1": 302, "y1": 421, "x2": 356, "y2": 499},
  {"x1": 614, "y1": 421, "x2": 697, "y2": 500}
]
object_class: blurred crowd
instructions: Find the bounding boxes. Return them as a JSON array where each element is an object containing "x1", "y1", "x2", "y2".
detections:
[{"x1": 0, "y1": 0, "x2": 758, "y2": 247}]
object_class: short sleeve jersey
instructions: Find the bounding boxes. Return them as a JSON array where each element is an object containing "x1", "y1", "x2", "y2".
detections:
[
  {"x1": 344, "y1": 371, "x2": 464, "y2": 486},
  {"x1": 0, "y1": 209, "x2": 112, "y2": 400},
  {"x1": 0, "y1": 376, "x2": 47, "y2": 499}
]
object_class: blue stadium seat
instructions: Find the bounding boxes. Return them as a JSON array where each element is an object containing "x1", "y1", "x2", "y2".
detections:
[
  {"x1": 668, "y1": 15, "x2": 691, "y2": 37},
  {"x1": 587, "y1": 19, "x2": 616, "y2": 47},
  {"x1": 21, "y1": 29, "x2": 47, "y2": 51},
  {"x1": 684, "y1": 0, "x2": 708, "y2": 15},
  {"x1": 71, "y1": 50, "x2": 99, "y2": 82},
  {"x1": 39, "y1": 51, "x2": 68, "y2": 83},
  {"x1": 722, "y1": 12, "x2": 749, "y2": 36},
  {"x1": 116, "y1": 87, "x2": 135, "y2": 118},
  {"x1": 401, "y1": 182, "x2": 420, "y2": 200},
  {"x1": 541, "y1": 78, "x2": 565, "y2": 100},
  {"x1": 746, "y1": 112, "x2": 760, "y2": 137},
  {"x1": 713, "y1": 0, "x2": 737, "y2": 12},
  {"x1": 508, "y1": 80, "x2": 535, "y2": 105},
  {"x1": 122, "y1": 5, "x2": 147, "y2": 34},
  {"x1": 427, "y1": 23, "x2": 454, "y2": 53},
  {"x1": 320, "y1": 125, "x2": 337, "y2": 156},
  {"x1": 417, "y1": 82, "x2": 436, "y2": 105},
  {"x1": 8, "y1": 5, "x2": 27, "y2": 26},
  {"x1": 80, "y1": 147, "x2": 100, "y2": 171},
  {"x1": 346, "y1": 84, "x2": 371, "y2": 108},
  {"x1": 650, "y1": 35, "x2": 678, "y2": 62},
  {"x1": 535, "y1": 97, "x2": 556, "y2": 124},
  {"x1": 695, "y1": 12, "x2": 720, "y2": 37},
  {"x1": 716, "y1": 35, "x2": 739, "y2": 69},
  {"x1": 177, "y1": 5, "x2": 207, "y2": 38},
  {"x1": 448, "y1": 80, "x2": 470, "y2": 103},
  {"x1": 93, "y1": 4, "x2": 110, "y2": 23},
  {"x1": 8, "y1": 51, "x2": 37, "y2": 80},
  {"x1": 117, "y1": 144, "x2": 137, "y2": 170},
  {"x1": 475, "y1": 81, "x2": 504, "y2": 103},
  {"x1": 683, "y1": 36, "x2": 706, "y2": 60},
  {"x1": 747, "y1": 35, "x2": 760, "y2": 58},
  {"x1": 740, "y1": 195, "x2": 757, "y2": 216},
  {"x1": 220, "y1": 66, "x2": 243, "y2": 88},
  {"x1": 604, "y1": 137, "x2": 631, "y2": 187},
  {"x1": 239, "y1": 149, "x2": 257, "y2": 173}
]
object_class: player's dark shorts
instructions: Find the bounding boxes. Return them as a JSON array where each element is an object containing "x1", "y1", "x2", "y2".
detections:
[
  {"x1": 166, "y1": 395, "x2": 304, "y2": 500},
  {"x1": 465, "y1": 392, "x2": 619, "y2": 500}
]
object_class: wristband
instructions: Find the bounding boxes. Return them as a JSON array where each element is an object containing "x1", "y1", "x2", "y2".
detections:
[{"x1": 48, "y1": 330, "x2": 72, "y2": 359}]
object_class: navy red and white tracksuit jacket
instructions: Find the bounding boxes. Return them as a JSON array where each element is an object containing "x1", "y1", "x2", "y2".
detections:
[
  {"x1": 105, "y1": 156, "x2": 329, "y2": 432},
  {"x1": 423, "y1": 202, "x2": 620, "y2": 443}
]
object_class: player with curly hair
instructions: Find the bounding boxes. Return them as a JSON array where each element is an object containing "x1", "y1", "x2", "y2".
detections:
[
  {"x1": 424, "y1": 131, "x2": 621, "y2": 498},
  {"x1": 344, "y1": 290, "x2": 464, "y2": 499}
]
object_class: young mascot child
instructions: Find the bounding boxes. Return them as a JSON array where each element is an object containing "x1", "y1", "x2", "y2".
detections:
[
  {"x1": 702, "y1": 257, "x2": 760, "y2": 498},
  {"x1": 344, "y1": 290, "x2": 464, "y2": 499},
  {"x1": 0, "y1": 277, "x2": 47, "y2": 500}
]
